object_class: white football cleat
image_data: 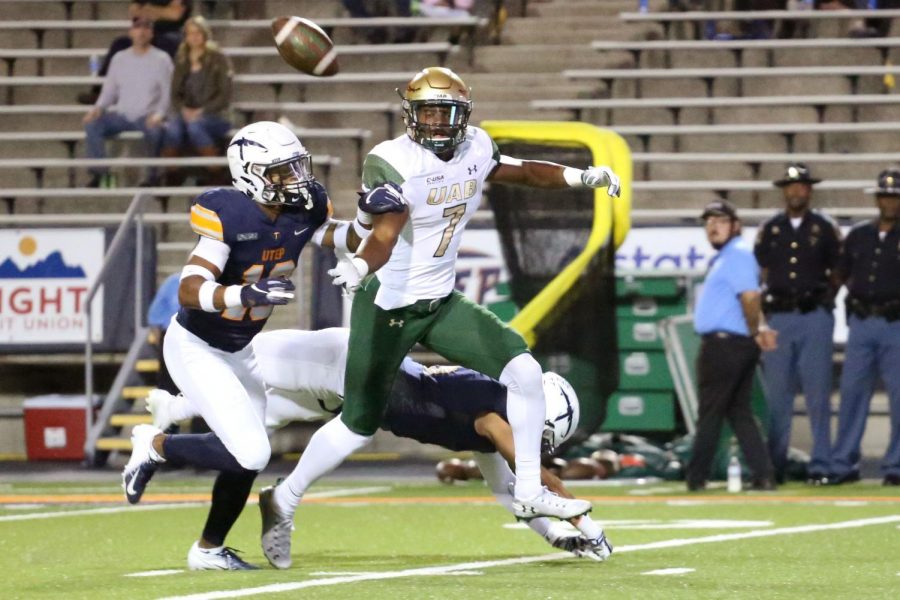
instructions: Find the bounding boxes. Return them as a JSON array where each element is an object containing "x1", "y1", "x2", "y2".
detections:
[
  {"x1": 576, "y1": 531, "x2": 613, "y2": 562},
  {"x1": 187, "y1": 542, "x2": 259, "y2": 570},
  {"x1": 512, "y1": 488, "x2": 592, "y2": 521},
  {"x1": 259, "y1": 485, "x2": 295, "y2": 569},
  {"x1": 121, "y1": 424, "x2": 163, "y2": 504},
  {"x1": 145, "y1": 388, "x2": 178, "y2": 430}
]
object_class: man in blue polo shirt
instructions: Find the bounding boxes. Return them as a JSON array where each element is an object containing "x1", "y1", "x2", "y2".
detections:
[{"x1": 686, "y1": 200, "x2": 778, "y2": 492}]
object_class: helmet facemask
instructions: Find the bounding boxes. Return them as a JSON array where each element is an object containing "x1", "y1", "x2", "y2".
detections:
[
  {"x1": 402, "y1": 97, "x2": 472, "y2": 154},
  {"x1": 251, "y1": 154, "x2": 316, "y2": 208}
]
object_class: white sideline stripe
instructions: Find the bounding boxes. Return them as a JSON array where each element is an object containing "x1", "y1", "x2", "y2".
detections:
[
  {"x1": 0, "y1": 502, "x2": 206, "y2": 522},
  {"x1": 125, "y1": 569, "x2": 183, "y2": 578},
  {"x1": 305, "y1": 486, "x2": 391, "y2": 499},
  {"x1": 643, "y1": 568, "x2": 694, "y2": 576},
  {"x1": 0, "y1": 487, "x2": 386, "y2": 522},
  {"x1": 158, "y1": 515, "x2": 900, "y2": 600}
]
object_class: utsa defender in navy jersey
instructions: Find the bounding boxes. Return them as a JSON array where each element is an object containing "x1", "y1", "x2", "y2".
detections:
[
  {"x1": 146, "y1": 328, "x2": 613, "y2": 569},
  {"x1": 176, "y1": 186, "x2": 327, "y2": 352},
  {"x1": 121, "y1": 121, "x2": 367, "y2": 571}
]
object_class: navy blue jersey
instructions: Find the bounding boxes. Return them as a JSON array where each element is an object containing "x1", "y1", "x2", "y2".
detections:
[
  {"x1": 382, "y1": 359, "x2": 507, "y2": 452},
  {"x1": 176, "y1": 187, "x2": 328, "y2": 352}
]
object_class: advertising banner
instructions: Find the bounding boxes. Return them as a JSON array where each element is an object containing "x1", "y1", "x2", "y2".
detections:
[{"x1": 0, "y1": 228, "x2": 104, "y2": 344}]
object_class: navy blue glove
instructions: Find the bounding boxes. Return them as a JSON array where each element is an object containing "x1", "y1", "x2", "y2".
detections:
[
  {"x1": 240, "y1": 277, "x2": 295, "y2": 307},
  {"x1": 358, "y1": 182, "x2": 406, "y2": 215}
]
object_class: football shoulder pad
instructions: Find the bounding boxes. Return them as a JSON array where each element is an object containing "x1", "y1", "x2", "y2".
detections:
[
  {"x1": 358, "y1": 182, "x2": 407, "y2": 215},
  {"x1": 189, "y1": 188, "x2": 255, "y2": 243}
]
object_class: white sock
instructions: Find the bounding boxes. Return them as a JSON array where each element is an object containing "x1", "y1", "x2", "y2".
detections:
[
  {"x1": 274, "y1": 417, "x2": 371, "y2": 517},
  {"x1": 575, "y1": 514, "x2": 602, "y2": 540},
  {"x1": 499, "y1": 354, "x2": 545, "y2": 500}
]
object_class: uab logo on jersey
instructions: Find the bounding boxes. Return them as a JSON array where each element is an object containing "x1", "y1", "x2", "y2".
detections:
[{"x1": 426, "y1": 179, "x2": 477, "y2": 205}]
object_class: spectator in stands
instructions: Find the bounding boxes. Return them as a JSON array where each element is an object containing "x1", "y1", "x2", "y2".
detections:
[
  {"x1": 341, "y1": 0, "x2": 415, "y2": 43},
  {"x1": 755, "y1": 164, "x2": 841, "y2": 486},
  {"x1": 830, "y1": 168, "x2": 900, "y2": 486},
  {"x1": 82, "y1": 17, "x2": 173, "y2": 188},
  {"x1": 686, "y1": 200, "x2": 778, "y2": 492},
  {"x1": 78, "y1": 1, "x2": 192, "y2": 105},
  {"x1": 848, "y1": 0, "x2": 900, "y2": 38},
  {"x1": 160, "y1": 16, "x2": 233, "y2": 186}
]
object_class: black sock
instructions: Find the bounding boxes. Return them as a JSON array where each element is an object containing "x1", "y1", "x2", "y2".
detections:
[
  {"x1": 162, "y1": 433, "x2": 246, "y2": 472},
  {"x1": 201, "y1": 469, "x2": 257, "y2": 547}
]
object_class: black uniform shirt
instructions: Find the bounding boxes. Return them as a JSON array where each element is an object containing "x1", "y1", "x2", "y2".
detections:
[
  {"x1": 838, "y1": 220, "x2": 900, "y2": 303},
  {"x1": 754, "y1": 210, "x2": 841, "y2": 296}
]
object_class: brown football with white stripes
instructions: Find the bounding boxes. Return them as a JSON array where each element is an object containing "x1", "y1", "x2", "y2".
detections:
[{"x1": 271, "y1": 16, "x2": 339, "y2": 77}]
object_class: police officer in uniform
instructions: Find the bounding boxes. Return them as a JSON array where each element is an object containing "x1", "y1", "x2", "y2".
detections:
[
  {"x1": 755, "y1": 163, "x2": 841, "y2": 485},
  {"x1": 831, "y1": 168, "x2": 900, "y2": 486}
]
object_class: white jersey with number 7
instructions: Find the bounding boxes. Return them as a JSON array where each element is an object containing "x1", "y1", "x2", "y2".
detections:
[{"x1": 361, "y1": 126, "x2": 500, "y2": 310}]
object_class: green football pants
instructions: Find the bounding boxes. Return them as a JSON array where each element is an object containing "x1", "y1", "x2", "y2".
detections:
[{"x1": 341, "y1": 277, "x2": 530, "y2": 435}]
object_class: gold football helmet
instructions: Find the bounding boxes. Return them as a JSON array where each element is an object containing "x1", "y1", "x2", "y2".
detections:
[{"x1": 399, "y1": 67, "x2": 472, "y2": 154}]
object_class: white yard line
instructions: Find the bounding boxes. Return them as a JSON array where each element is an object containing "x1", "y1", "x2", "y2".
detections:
[
  {"x1": 125, "y1": 570, "x2": 184, "y2": 577},
  {"x1": 642, "y1": 568, "x2": 695, "y2": 576},
  {"x1": 0, "y1": 502, "x2": 207, "y2": 522},
  {"x1": 0, "y1": 486, "x2": 389, "y2": 523},
  {"x1": 305, "y1": 486, "x2": 391, "y2": 499},
  {"x1": 158, "y1": 515, "x2": 900, "y2": 600}
]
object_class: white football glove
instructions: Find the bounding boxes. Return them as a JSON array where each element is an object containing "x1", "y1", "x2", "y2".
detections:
[
  {"x1": 582, "y1": 165, "x2": 621, "y2": 198},
  {"x1": 327, "y1": 255, "x2": 368, "y2": 294}
]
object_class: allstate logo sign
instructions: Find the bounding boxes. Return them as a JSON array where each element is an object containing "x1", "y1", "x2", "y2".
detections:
[{"x1": 0, "y1": 229, "x2": 104, "y2": 344}]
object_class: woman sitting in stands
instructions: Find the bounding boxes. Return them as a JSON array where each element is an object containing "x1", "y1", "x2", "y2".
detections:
[{"x1": 161, "y1": 15, "x2": 233, "y2": 185}]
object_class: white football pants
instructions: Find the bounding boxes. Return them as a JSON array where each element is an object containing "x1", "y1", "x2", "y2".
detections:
[{"x1": 163, "y1": 317, "x2": 271, "y2": 471}]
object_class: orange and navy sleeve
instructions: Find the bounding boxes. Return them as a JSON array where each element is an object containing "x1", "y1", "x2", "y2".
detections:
[{"x1": 189, "y1": 201, "x2": 225, "y2": 242}]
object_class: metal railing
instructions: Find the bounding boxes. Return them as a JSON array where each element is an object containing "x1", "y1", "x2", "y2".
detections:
[{"x1": 83, "y1": 192, "x2": 149, "y2": 452}]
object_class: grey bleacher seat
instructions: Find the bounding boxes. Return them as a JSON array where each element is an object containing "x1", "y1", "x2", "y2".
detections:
[{"x1": 648, "y1": 161, "x2": 753, "y2": 184}]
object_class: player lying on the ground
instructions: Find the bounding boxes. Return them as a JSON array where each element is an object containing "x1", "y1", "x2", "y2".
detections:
[{"x1": 147, "y1": 328, "x2": 613, "y2": 568}]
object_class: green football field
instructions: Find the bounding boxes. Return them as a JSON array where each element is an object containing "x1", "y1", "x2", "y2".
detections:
[{"x1": 2, "y1": 473, "x2": 899, "y2": 600}]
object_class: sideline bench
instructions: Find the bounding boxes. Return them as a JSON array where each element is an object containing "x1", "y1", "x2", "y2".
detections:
[
  {"x1": 563, "y1": 64, "x2": 900, "y2": 97},
  {"x1": 0, "y1": 127, "x2": 371, "y2": 170},
  {"x1": 0, "y1": 71, "x2": 416, "y2": 104},
  {"x1": 618, "y1": 8, "x2": 900, "y2": 39},
  {"x1": 531, "y1": 93, "x2": 900, "y2": 125},
  {"x1": 0, "y1": 16, "x2": 485, "y2": 63},
  {"x1": 0, "y1": 42, "x2": 454, "y2": 77},
  {"x1": 590, "y1": 37, "x2": 900, "y2": 69},
  {"x1": 610, "y1": 120, "x2": 900, "y2": 153},
  {"x1": 0, "y1": 155, "x2": 340, "y2": 188}
]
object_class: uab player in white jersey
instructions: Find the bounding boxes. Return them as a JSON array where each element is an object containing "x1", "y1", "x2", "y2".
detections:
[{"x1": 267, "y1": 67, "x2": 622, "y2": 530}]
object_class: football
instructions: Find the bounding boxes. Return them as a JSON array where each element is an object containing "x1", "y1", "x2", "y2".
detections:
[
  {"x1": 271, "y1": 16, "x2": 339, "y2": 77},
  {"x1": 436, "y1": 458, "x2": 468, "y2": 484}
]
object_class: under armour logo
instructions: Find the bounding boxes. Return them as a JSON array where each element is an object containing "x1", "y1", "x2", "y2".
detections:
[
  {"x1": 468, "y1": 165, "x2": 478, "y2": 175},
  {"x1": 388, "y1": 319, "x2": 404, "y2": 328}
]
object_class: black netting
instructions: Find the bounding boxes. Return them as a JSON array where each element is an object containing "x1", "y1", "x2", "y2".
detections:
[{"x1": 488, "y1": 142, "x2": 618, "y2": 449}]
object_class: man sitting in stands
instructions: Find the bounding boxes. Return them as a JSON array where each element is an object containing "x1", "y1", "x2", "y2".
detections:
[{"x1": 82, "y1": 17, "x2": 173, "y2": 188}]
